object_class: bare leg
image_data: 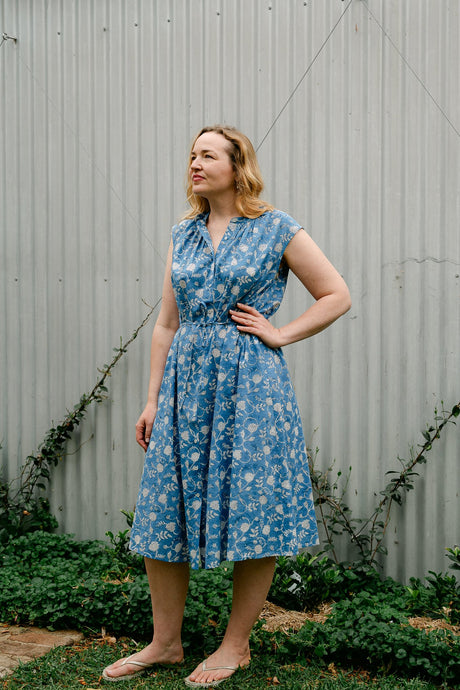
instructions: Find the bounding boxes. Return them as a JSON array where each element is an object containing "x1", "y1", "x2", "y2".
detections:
[
  {"x1": 103, "y1": 558, "x2": 189, "y2": 679},
  {"x1": 186, "y1": 556, "x2": 276, "y2": 685}
]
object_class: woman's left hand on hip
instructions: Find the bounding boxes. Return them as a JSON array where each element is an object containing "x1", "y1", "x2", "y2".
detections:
[{"x1": 229, "y1": 303, "x2": 283, "y2": 349}]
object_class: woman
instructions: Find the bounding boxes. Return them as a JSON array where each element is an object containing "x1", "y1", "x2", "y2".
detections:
[{"x1": 103, "y1": 125, "x2": 351, "y2": 686}]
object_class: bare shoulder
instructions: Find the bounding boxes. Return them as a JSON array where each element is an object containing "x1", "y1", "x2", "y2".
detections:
[
  {"x1": 283, "y1": 228, "x2": 328, "y2": 270},
  {"x1": 283, "y1": 229, "x2": 351, "y2": 305}
]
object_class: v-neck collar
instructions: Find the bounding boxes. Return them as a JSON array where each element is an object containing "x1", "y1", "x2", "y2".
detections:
[{"x1": 197, "y1": 213, "x2": 246, "y2": 256}]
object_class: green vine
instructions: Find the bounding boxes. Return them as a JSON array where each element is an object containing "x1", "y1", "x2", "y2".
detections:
[
  {"x1": 310, "y1": 401, "x2": 460, "y2": 566},
  {"x1": 0, "y1": 300, "x2": 159, "y2": 542}
]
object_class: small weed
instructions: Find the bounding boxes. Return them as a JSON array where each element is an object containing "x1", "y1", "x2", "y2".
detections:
[
  {"x1": 0, "y1": 303, "x2": 158, "y2": 545},
  {"x1": 309, "y1": 402, "x2": 460, "y2": 567}
]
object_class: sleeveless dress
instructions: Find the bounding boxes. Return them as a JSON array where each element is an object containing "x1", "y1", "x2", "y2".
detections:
[{"x1": 130, "y1": 209, "x2": 319, "y2": 569}]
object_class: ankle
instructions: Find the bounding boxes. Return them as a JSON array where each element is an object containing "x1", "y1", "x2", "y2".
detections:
[
  {"x1": 144, "y1": 638, "x2": 184, "y2": 661},
  {"x1": 215, "y1": 640, "x2": 250, "y2": 662}
]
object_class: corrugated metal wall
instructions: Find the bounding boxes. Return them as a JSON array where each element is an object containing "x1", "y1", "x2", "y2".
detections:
[{"x1": 1, "y1": 0, "x2": 459, "y2": 582}]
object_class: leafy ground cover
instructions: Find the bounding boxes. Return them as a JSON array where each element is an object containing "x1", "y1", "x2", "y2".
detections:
[
  {"x1": 1, "y1": 533, "x2": 459, "y2": 687},
  {"x1": 2, "y1": 636, "x2": 444, "y2": 689}
]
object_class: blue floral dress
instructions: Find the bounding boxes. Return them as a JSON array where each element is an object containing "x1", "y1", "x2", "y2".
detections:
[{"x1": 130, "y1": 209, "x2": 319, "y2": 569}]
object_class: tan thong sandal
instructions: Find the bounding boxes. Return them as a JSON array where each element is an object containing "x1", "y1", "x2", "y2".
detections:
[
  {"x1": 184, "y1": 660, "x2": 239, "y2": 688},
  {"x1": 102, "y1": 655, "x2": 156, "y2": 682}
]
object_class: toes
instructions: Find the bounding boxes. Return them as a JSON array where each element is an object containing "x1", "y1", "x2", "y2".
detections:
[
  {"x1": 104, "y1": 663, "x2": 125, "y2": 678},
  {"x1": 103, "y1": 656, "x2": 137, "y2": 679},
  {"x1": 189, "y1": 668, "x2": 233, "y2": 684}
]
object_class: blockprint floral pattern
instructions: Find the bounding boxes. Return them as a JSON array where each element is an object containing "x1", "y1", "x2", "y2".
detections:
[{"x1": 130, "y1": 209, "x2": 319, "y2": 569}]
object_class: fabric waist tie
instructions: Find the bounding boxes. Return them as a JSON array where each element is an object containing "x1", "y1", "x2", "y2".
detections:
[{"x1": 181, "y1": 320, "x2": 233, "y2": 326}]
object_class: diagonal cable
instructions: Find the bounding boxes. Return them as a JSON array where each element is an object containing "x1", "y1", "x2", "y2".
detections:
[
  {"x1": 363, "y1": 0, "x2": 460, "y2": 140},
  {"x1": 256, "y1": 0, "x2": 354, "y2": 152}
]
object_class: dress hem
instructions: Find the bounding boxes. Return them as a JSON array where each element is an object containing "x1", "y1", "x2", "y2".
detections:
[{"x1": 129, "y1": 540, "x2": 320, "y2": 570}]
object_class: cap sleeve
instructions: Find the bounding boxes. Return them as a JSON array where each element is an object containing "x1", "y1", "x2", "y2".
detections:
[{"x1": 271, "y1": 210, "x2": 303, "y2": 256}]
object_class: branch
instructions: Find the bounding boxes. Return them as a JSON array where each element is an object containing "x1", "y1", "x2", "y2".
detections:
[
  {"x1": 361, "y1": 402, "x2": 459, "y2": 563},
  {"x1": 14, "y1": 299, "x2": 160, "y2": 504}
]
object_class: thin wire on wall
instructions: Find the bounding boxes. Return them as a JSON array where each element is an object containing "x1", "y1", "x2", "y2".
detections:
[
  {"x1": 256, "y1": 0, "x2": 354, "y2": 151},
  {"x1": 3, "y1": 0, "x2": 458, "y2": 267},
  {"x1": 363, "y1": 1, "x2": 460, "y2": 140}
]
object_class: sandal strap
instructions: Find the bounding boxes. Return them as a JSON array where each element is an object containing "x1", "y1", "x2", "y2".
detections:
[
  {"x1": 202, "y1": 661, "x2": 238, "y2": 672},
  {"x1": 121, "y1": 656, "x2": 152, "y2": 669}
]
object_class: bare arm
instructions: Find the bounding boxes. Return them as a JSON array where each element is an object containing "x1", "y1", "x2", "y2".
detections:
[
  {"x1": 229, "y1": 228, "x2": 351, "y2": 348},
  {"x1": 135, "y1": 241, "x2": 180, "y2": 450}
]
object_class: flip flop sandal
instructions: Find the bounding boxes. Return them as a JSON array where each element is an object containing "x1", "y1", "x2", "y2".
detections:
[
  {"x1": 102, "y1": 655, "x2": 155, "y2": 682},
  {"x1": 184, "y1": 660, "x2": 239, "y2": 688}
]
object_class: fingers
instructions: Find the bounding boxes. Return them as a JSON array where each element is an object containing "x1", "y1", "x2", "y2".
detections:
[
  {"x1": 235, "y1": 302, "x2": 259, "y2": 314},
  {"x1": 229, "y1": 303, "x2": 282, "y2": 349},
  {"x1": 229, "y1": 303, "x2": 264, "y2": 329},
  {"x1": 229, "y1": 307, "x2": 267, "y2": 339},
  {"x1": 135, "y1": 422, "x2": 148, "y2": 451},
  {"x1": 145, "y1": 421, "x2": 153, "y2": 445},
  {"x1": 229, "y1": 311, "x2": 256, "y2": 329},
  {"x1": 136, "y1": 404, "x2": 158, "y2": 452},
  {"x1": 230, "y1": 303, "x2": 260, "y2": 321},
  {"x1": 135, "y1": 418, "x2": 153, "y2": 451}
]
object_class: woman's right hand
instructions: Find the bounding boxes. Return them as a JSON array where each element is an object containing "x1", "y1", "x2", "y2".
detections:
[{"x1": 135, "y1": 402, "x2": 158, "y2": 451}]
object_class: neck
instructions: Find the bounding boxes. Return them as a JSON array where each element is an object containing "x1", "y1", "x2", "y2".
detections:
[{"x1": 206, "y1": 193, "x2": 239, "y2": 222}]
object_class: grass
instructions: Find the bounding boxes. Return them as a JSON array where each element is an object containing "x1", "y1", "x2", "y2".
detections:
[
  {"x1": 2, "y1": 637, "x2": 445, "y2": 690},
  {"x1": 1, "y1": 533, "x2": 458, "y2": 687}
]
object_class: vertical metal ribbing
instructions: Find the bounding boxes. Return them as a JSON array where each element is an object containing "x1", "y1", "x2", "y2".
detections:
[{"x1": 0, "y1": 0, "x2": 458, "y2": 581}]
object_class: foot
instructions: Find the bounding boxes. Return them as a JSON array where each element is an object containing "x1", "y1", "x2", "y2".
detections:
[
  {"x1": 185, "y1": 646, "x2": 250, "y2": 687},
  {"x1": 102, "y1": 641, "x2": 184, "y2": 681}
]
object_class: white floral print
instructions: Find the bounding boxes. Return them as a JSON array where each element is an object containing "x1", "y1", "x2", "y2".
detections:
[{"x1": 130, "y1": 210, "x2": 319, "y2": 569}]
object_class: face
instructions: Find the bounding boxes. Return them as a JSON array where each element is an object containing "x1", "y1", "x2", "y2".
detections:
[{"x1": 189, "y1": 132, "x2": 236, "y2": 200}]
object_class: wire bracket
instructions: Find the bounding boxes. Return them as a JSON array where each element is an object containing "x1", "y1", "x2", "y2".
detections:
[{"x1": 1, "y1": 32, "x2": 18, "y2": 47}]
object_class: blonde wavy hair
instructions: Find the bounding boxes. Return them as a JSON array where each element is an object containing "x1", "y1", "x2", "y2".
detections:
[{"x1": 183, "y1": 125, "x2": 273, "y2": 219}]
